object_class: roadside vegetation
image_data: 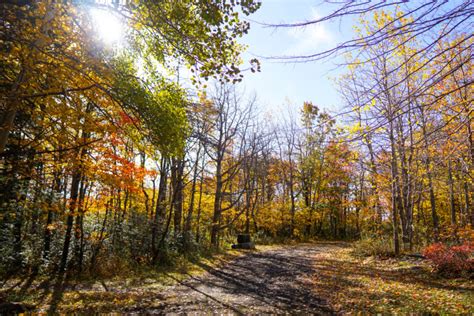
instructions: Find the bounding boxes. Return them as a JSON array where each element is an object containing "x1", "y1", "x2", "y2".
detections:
[{"x1": 1, "y1": 1, "x2": 472, "y2": 314}]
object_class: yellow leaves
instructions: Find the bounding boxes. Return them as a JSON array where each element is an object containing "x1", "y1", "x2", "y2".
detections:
[
  {"x1": 46, "y1": 223, "x2": 58, "y2": 232},
  {"x1": 363, "y1": 99, "x2": 376, "y2": 111},
  {"x1": 348, "y1": 122, "x2": 363, "y2": 136},
  {"x1": 373, "y1": 9, "x2": 395, "y2": 28}
]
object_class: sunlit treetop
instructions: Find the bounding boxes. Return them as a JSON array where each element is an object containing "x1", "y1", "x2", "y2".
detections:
[
  {"x1": 80, "y1": 0, "x2": 262, "y2": 84},
  {"x1": 0, "y1": 0, "x2": 261, "y2": 155}
]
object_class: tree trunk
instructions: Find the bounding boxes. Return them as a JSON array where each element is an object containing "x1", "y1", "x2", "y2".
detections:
[
  {"x1": 43, "y1": 171, "x2": 61, "y2": 261},
  {"x1": 59, "y1": 169, "x2": 81, "y2": 273},
  {"x1": 195, "y1": 156, "x2": 205, "y2": 243},
  {"x1": 419, "y1": 106, "x2": 439, "y2": 240},
  {"x1": 448, "y1": 160, "x2": 456, "y2": 225},
  {"x1": 171, "y1": 157, "x2": 184, "y2": 237},
  {"x1": 151, "y1": 157, "x2": 168, "y2": 264},
  {"x1": 389, "y1": 111, "x2": 400, "y2": 255},
  {"x1": 184, "y1": 145, "x2": 202, "y2": 248},
  {"x1": 73, "y1": 175, "x2": 88, "y2": 272},
  {"x1": 211, "y1": 158, "x2": 223, "y2": 248}
]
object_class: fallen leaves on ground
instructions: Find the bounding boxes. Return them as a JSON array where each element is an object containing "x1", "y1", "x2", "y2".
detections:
[{"x1": 310, "y1": 244, "x2": 473, "y2": 314}]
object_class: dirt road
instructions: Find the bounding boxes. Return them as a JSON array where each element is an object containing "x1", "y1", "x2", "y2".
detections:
[
  {"x1": 151, "y1": 244, "x2": 335, "y2": 315},
  {"x1": 6, "y1": 242, "x2": 470, "y2": 314}
]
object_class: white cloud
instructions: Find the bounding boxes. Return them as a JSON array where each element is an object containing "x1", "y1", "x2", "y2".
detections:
[{"x1": 285, "y1": 8, "x2": 333, "y2": 55}]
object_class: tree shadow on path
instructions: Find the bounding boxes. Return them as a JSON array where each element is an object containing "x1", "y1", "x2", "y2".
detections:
[{"x1": 160, "y1": 244, "x2": 335, "y2": 315}]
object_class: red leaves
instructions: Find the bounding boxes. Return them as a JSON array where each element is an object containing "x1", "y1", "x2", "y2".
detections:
[
  {"x1": 118, "y1": 111, "x2": 139, "y2": 126},
  {"x1": 423, "y1": 242, "x2": 474, "y2": 276}
]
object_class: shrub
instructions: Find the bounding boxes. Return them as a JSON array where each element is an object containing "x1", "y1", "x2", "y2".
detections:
[
  {"x1": 352, "y1": 236, "x2": 395, "y2": 257},
  {"x1": 423, "y1": 242, "x2": 474, "y2": 276}
]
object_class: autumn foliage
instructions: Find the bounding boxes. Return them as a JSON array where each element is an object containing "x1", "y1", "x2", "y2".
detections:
[
  {"x1": 423, "y1": 242, "x2": 474, "y2": 276},
  {"x1": 0, "y1": 1, "x2": 472, "y2": 284}
]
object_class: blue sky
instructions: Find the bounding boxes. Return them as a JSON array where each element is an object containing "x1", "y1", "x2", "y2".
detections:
[{"x1": 239, "y1": 0, "x2": 356, "y2": 116}]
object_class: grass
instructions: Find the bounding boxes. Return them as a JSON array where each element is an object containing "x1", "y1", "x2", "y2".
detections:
[
  {"x1": 0, "y1": 247, "x2": 250, "y2": 314},
  {"x1": 309, "y1": 243, "x2": 474, "y2": 314}
]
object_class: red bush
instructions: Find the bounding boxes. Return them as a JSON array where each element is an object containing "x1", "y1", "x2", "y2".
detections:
[{"x1": 423, "y1": 242, "x2": 474, "y2": 276}]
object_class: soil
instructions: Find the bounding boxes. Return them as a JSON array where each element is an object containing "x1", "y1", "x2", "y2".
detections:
[{"x1": 145, "y1": 244, "x2": 335, "y2": 315}]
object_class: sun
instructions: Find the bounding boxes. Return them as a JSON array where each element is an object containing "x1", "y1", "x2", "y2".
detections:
[{"x1": 90, "y1": 8, "x2": 124, "y2": 45}]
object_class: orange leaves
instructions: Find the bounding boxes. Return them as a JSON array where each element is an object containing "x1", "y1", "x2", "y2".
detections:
[{"x1": 95, "y1": 148, "x2": 147, "y2": 193}]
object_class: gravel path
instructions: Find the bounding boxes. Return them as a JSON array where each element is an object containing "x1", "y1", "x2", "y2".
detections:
[{"x1": 150, "y1": 244, "x2": 335, "y2": 315}]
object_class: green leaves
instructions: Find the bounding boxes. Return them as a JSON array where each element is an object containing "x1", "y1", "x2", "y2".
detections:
[
  {"x1": 110, "y1": 55, "x2": 188, "y2": 156},
  {"x1": 127, "y1": 0, "x2": 261, "y2": 85}
]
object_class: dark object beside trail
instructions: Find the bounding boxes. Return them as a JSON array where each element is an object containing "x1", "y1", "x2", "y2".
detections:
[
  {"x1": 0, "y1": 302, "x2": 35, "y2": 314},
  {"x1": 232, "y1": 234, "x2": 255, "y2": 249},
  {"x1": 237, "y1": 234, "x2": 251, "y2": 244}
]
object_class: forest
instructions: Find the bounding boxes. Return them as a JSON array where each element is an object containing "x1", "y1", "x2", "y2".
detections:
[{"x1": 0, "y1": 0, "x2": 473, "y2": 314}]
